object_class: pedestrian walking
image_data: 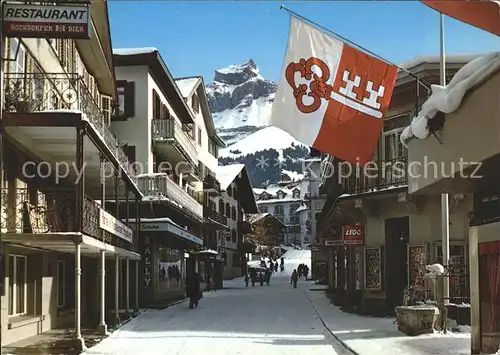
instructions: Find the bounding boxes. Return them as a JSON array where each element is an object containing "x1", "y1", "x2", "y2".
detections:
[
  {"x1": 291, "y1": 269, "x2": 298, "y2": 288},
  {"x1": 186, "y1": 272, "x2": 202, "y2": 308},
  {"x1": 304, "y1": 265, "x2": 309, "y2": 280}
]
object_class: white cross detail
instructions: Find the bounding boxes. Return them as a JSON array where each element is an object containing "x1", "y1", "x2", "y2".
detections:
[
  {"x1": 339, "y1": 70, "x2": 361, "y2": 100},
  {"x1": 362, "y1": 81, "x2": 385, "y2": 110}
]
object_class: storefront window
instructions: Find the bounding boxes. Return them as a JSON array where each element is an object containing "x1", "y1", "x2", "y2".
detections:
[{"x1": 158, "y1": 247, "x2": 184, "y2": 293}]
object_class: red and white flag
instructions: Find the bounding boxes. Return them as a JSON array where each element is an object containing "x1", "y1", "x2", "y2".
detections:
[{"x1": 270, "y1": 17, "x2": 398, "y2": 165}]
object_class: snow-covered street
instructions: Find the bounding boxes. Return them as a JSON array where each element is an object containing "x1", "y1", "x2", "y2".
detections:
[{"x1": 84, "y1": 254, "x2": 351, "y2": 355}]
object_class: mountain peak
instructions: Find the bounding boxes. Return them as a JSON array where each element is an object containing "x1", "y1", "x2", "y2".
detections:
[{"x1": 213, "y1": 59, "x2": 261, "y2": 85}]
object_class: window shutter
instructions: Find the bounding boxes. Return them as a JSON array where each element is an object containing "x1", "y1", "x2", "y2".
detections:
[
  {"x1": 125, "y1": 81, "x2": 135, "y2": 117},
  {"x1": 152, "y1": 90, "x2": 157, "y2": 119},
  {"x1": 124, "y1": 145, "x2": 136, "y2": 164},
  {"x1": 152, "y1": 153, "x2": 157, "y2": 173}
]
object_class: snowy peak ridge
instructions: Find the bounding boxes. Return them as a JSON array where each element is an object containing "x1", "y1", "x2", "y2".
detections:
[
  {"x1": 206, "y1": 59, "x2": 278, "y2": 138},
  {"x1": 214, "y1": 59, "x2": 260, "y2": 85}
]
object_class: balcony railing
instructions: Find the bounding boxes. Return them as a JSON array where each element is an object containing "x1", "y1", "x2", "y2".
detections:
[
  {"x1": 152, "y1": 119, "x2": 198, "y2": 165},
  {"x1": 203, "y1": 174, "x2": 221, "y2": 194},
  {"x1": 203, "y1": 206, "x2": 227, "y2": 226},
  {"x1": 340, "y1": 157, "x2": 408, "y2": 195},
  {"x1": 3, "y1": 72, "x2": 138, "y2": 185},
  {"x1": 0, "y1": 188, "x2": 134, "y2": 246},
  {"x1": 137, "y1": 174, "x2": 203, "y2": 220}
]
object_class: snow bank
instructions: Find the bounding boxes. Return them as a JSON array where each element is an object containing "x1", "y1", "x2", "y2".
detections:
[{"x1": 401, "y1": 52, "x2": 500, "y2": 146}]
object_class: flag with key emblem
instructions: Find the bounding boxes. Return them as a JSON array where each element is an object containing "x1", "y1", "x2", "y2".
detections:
[{"x1": 269, "y1": 16, "x2": 398, "y2": 165}]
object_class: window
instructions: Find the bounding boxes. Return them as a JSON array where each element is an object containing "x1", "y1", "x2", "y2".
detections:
[
  {"x1": 219, "y1": 199, "x2": 225, "y2": 215},
  {"x1": 9, "y1": 39, "x2": 25, "y2": 74},
  {"x1": 198, "y1": 128, "x2": 202, "y2": 146},
  {"x1": 8, "y1": 255, "x2": 27, "y2": 316},
  {"x1": 275, "y1": 205, "x2": 284, "y2": 215},
  {"x1": 225, "y1": 202, "x2": 231, "y2": 217},
  {"x1": 231, "y1": 206, "x2": 236, "y2": 220},
  {"x1": 259, "y1": 205, "x2": 268, "y2": 213},
  {"x1": 192, "y1": 93, "x2": 200, "y2": 113},
  {"x1": 208, "y1": 140, "x2": 219, "y2": 158},
  {"x1": 57, "y1": 260, "x2": 66, "y2": 308},
  {"x1": 115, "y1": 81, "x2": 135, "y2": 118},
  {"x1": 290, "y1": 216, "x2": 300, "y2": 225},
  {"x1": 383, "y1": 129, "x2": 407, "y2": 160},
  {"x1": 277, "y1": 191, "x2": 284, "y2": 199},
  {"x1": 153, "y1": 89, "x2": 162, "y2": 119},
  {"x1": 231, "y1": 229, "x2": 236, "y2": 243},
  {"x1": 292, "y1": 189, "x2": 300, "y2": 198},
  {"x1": 290, "y1": 203, "x2": 300, "y2": 213}
]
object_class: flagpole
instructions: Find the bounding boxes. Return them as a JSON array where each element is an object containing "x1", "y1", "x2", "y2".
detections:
[
  {"x1": 439, "y1": 13, "x2": 450, "y2": 306},
  {"x1": 280, "y1": 4, "x2": 431, "y2": 91}
]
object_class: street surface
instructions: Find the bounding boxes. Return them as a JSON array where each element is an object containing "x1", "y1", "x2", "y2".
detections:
[{"x1": 84, "y1": 252, "x2": 352, "y2": 355}]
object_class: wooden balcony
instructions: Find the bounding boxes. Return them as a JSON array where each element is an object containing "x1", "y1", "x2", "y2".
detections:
[
  {"x1": 203, "y1": 174, "x2": 221, "y2": 195},
  {"x1": 1, "y1": 187, "x2": 135, "y2": 249},
  {"x1": 203, "y1": 206, "x2": 227, "y2": 227},
  {"x1": 339, "y1": 157, "x2": 408, "y2": 195},
  {"x1": 2, "y1": 72, "x2": 138, "y2": 185},
  {"x1": 151, "y1": 119, "x2": 198, "y2": 170},
  {"x1": 137, "y1": 174, "x2": 203, "y2": 220}
]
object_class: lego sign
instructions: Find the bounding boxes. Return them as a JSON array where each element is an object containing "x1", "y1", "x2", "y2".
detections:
[
  {"x1": 342, "y1": 225, "x2": 365, "y2": 245},
  {"x1": 2, "y1": 3, "x2": 91, "y2": 39}
]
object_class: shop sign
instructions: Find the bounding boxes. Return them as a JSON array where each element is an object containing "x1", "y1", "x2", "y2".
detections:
[
  {"x1": 3, "y1": 3, "x2": 91, "y2": 39},
  {"x1": 342, "y1": 225, "x2": 365, "y2": 245},
  {"x1": 324, "y1": 239, "x2": 343, "y2": 246},
  {"x1": 142, "y1": 236, "x2": 152, "y2": 287},
  {"x1": 99, "y1": 209, "x2": 133, "y2": 243}
]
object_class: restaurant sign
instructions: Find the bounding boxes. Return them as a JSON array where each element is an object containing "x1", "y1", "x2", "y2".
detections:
[
  {"x1": 99, "y1": 209, "x2": 133, "y2": 243},
  {"x1": 2, "y1": 3, "x2": 91, "y2": 39}
]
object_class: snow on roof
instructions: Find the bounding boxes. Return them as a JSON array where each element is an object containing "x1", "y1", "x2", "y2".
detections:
[
  {"x1": 282, "y1": 170, "x2": 305, "y2": 182},
  {"x1": 113, "y1": 47, "x2": 158, "y2": 56},
  {"x1": 216, "y1": 163, "x2": 245, "y2": 190},
  {"x1": 246, "y1": 213, "x2": 270, "y2": 224},
  {"x1": 175, "y1": 77, "x2": 200, "y2": 98},
  {"x1": 295, "y1": 205, "x2": 309, "y2": 213},
  {"x1": 253, "y1": 188, "x2": 265, "y2": 195},
  {"x1": 399, "y1": 53, "x2": 487, "y2": 70},
  {"x1": 401, "y1": 52, "x2": 500, "y2": 146}
]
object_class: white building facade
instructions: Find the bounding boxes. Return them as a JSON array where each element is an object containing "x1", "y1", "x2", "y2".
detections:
[{"x1": 254, "y1": 182, "x2": 308, "y2": 246}]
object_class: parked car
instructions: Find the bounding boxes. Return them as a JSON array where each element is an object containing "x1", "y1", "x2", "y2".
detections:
[{"x1": 248, "y1": 267, "x2": 266, "y2": 282}]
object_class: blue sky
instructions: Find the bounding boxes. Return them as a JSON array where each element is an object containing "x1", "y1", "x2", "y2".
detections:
[{"x1": 109, "y1": 1, "x2": 499, "y2": 83}]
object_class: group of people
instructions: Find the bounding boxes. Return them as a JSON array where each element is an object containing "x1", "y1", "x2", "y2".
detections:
[
  {"x1": 160, "y1": 264, "x2": 182, "y2": 285},
  {"x1": 297, "y1": 263, "x2": 309, "y2": 279}
]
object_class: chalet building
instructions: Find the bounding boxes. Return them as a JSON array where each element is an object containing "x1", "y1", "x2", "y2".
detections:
[
  {"x1": 109, "y1": 49, "x2": 226, "y2": 303},
  {"x1": 1, "y1": 2, "x2": 141, "y2": 350},
  {"x1": 246, "y1": 213, "x2": 286, "y2": 256},
  {"x1": 315, "y1": 55, "x2": 475, "y2": 317},
  {"x1": 253, "y1": 181, "x2": 306, "y2": 246},
  {"x1": 216, "y1": 164, "x2": 258, "y2": 279},
  {"x1": 404, "y1": 55, "x2": 500, "y2": 354}
]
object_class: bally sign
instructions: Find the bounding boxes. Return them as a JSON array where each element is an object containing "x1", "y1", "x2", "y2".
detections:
[
  {"x1": 342, "y1": 225, "x2": 365, "y2": 245},
  {"x1": 2, "y1": 3, "x2": 91, "y2": 39}
]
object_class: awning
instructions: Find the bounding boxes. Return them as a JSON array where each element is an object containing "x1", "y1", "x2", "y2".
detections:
[
  {"x1": 422, "y1": 0, "x2": 500, "y2": 36},
  {"x1": 127, "y1": 218, "x2": 203, "y2": 246},
  {"x1": 2, "y1": 232, "x2": 141, "y2": 260}
]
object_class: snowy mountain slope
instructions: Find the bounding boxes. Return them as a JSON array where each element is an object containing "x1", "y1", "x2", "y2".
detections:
[
  {"x1": 220, "y1": 126, "x2": 306, "y2": 159},
  {"x1": 206, "y1": 59, "x2": 311, "y2": 186}
]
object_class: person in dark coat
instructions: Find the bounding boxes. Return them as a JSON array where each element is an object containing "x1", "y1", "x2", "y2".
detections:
[
  {"x1": 291, "y1": 269, "x2": 298, "y2": 288},
  {"x1": 186, "y1": 272, "x2": 202, "y2": 308}
]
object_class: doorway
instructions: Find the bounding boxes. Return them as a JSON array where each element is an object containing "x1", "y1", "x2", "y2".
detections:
[{"x1": 385, "y1": 217, "x2": 409, "y2": 313}]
